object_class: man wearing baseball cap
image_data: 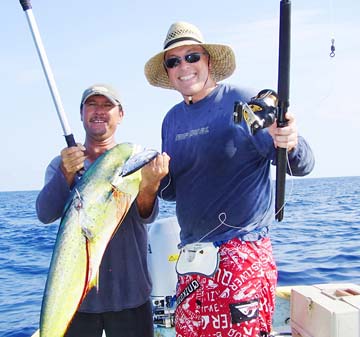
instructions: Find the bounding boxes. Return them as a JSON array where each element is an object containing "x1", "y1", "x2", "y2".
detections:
[
  {"x1": 36, "y1": 83, "x2": 170, "y2": 337},
  {"x1": 145, "y1": 22, "x2": 314, "y2": 336}
]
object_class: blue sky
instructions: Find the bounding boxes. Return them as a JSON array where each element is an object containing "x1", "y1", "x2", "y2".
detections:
[{"x1": 1, "y1": 0, "x2": 359, "y2": 191}]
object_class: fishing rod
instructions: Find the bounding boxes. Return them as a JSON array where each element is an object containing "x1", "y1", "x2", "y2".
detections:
[
  {"x1": 233, "y1": 1, "x2": 291, "y2": 221},
  {"x1": 20, "y1": 0, "x2": 158, "y2": 179},
  {"x1": 19, "y1": 0, "x2": 76, "y2": 148},
  {"x1": 275, "y1": 0, "x2": 291, "y2": 221}
]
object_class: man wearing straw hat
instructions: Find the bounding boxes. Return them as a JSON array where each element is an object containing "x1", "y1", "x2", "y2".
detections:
[{"x1": 145, "y1": 22, "x2": 314, "y2": 336}]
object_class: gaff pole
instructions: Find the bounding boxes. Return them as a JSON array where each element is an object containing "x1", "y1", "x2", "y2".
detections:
[
  {"x1": 275, "y1": 0, "x2": 291, "y2": 221},
  {"x1": 19, "y1": 0, "x2": 76, "y2": 148}
]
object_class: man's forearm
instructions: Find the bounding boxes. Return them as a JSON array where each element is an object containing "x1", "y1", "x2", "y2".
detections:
[
  {"x1": 136, "y1": 184, "x2": 159, "y2": 219},
  {"x1": 36, "y1": 168, "x2": 70, "y2": 224}
]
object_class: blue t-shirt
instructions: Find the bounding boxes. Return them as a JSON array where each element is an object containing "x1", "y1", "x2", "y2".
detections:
[
  {"x1": 36, "y1": 153, "x2": 158, "y2": 313},
  {"x1": 160, "y1": 83, "x2": 314, "y2": 246}
]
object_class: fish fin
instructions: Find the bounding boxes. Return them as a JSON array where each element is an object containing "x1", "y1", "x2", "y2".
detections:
[{"x1": 107, "y1": 185, "x2": 132, "y2": 241}]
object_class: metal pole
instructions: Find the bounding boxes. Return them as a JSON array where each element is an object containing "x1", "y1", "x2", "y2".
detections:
[{"x1": 19, "y1": 0, "x2": 76, "y2": 147}]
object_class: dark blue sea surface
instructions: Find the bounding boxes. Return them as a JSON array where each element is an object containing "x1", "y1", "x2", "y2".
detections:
[{"x1": 0, "y1": 176, "x2": 359, "y2": 336}]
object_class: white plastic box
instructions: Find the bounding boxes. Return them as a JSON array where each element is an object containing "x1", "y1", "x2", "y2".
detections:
[{"x1": 290, "y1": 283, "x2": 360, "y2": 337}]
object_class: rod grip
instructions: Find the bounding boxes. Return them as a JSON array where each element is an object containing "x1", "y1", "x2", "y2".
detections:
[
  {"x1": 64, "y1": 134, "x2": 85, "y2": 177},
  {"x1": 275, "y1": 147, "x2": 287, "y2": 221},
  {"x1": 65, "y1": 134, "x2": 77, "y2": 148},
  {"x1": 20, "y1": 0, "x2": 32, "y2": 11}
]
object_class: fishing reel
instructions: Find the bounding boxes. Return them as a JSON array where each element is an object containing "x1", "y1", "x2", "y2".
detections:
[
  {"x1": 233, "y1": 89, "x2": 278, "y2": 134},
  {"x1": 152, "y1": 295, "x2": 176, "y2": 328}
]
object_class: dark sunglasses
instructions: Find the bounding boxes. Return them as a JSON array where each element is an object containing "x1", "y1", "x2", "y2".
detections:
[{"x1": 164, "y1": 52, "x2": 208, "y2": 69}]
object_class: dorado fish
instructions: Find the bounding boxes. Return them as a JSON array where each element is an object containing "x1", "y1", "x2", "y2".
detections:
[{"x1": 38, "y1": 143, "x2": 158, "y2": 337}]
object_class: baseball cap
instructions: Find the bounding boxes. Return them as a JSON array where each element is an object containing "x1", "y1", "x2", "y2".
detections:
[{"x1": 80, "y1": 84, "x2": 122, "y2": 107}]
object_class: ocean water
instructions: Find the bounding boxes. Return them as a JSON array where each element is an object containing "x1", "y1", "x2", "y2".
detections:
[{"x1": 0, "y1": 176, "x2": 359, "y2": 336}]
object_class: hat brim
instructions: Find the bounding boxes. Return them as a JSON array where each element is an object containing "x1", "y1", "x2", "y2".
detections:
[
  {"x1": 144, "y1": 42, "x2": 236, "y2": 90},
  {"x1": 81, "y1": 91, "x2": 119, "y2": 106}
]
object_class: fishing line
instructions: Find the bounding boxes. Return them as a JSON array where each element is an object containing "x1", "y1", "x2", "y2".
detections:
[
  {"x1": 160, "y1": 150, "x2": 295, "y2": 244},
  {"x1": 197, "y1": 214, "x2": 226, "y2": 243},
  {"x1": 304, "y1": 0, "x2": 337, "y2": 116},
  {"x1": 275, "y1": 151, "x2": 294, "y2": 219},
  {"x1": 159, "y1": 173, "x2": 172, "y2": 200},
  {"x1": 159, "y1": 174, "x2": 181, "y2": 250},
  {"x1": 197, "y1": 151, "x2": 295, "y2": 244},
  {"x1": 160, "y1": 144, "x2": 295, "y2": 244}
]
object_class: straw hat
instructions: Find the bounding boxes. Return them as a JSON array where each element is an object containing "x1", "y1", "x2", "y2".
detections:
[{"x1": 144, "y1": 21, "x2": 236, "y2": 89}]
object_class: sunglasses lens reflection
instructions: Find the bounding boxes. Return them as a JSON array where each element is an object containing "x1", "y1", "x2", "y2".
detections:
[
  {"x1": 185, "y1": 53, "x2": 201, "y2": 63},
  {"x1": 164, "y1": 52, "x2": 202, "y2": 69}
]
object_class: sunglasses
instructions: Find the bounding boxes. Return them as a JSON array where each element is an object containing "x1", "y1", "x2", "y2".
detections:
[{"x1": 164, "y1": 52, "x2": 208, "y2": 69}]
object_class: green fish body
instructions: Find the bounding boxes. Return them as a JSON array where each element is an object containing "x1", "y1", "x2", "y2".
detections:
[{"x1": 40, "y1": 143, "x2": 143, "y2": 337}]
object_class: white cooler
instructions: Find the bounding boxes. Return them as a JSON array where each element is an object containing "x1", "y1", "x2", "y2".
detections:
[{"x1": 290, "y1": 283, "x2": 360, "y2": 337}]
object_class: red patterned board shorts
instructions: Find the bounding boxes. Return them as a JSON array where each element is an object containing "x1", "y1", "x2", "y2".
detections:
[{"x1": 175, "y1": 237, "x2": 277, "y2": 337}]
